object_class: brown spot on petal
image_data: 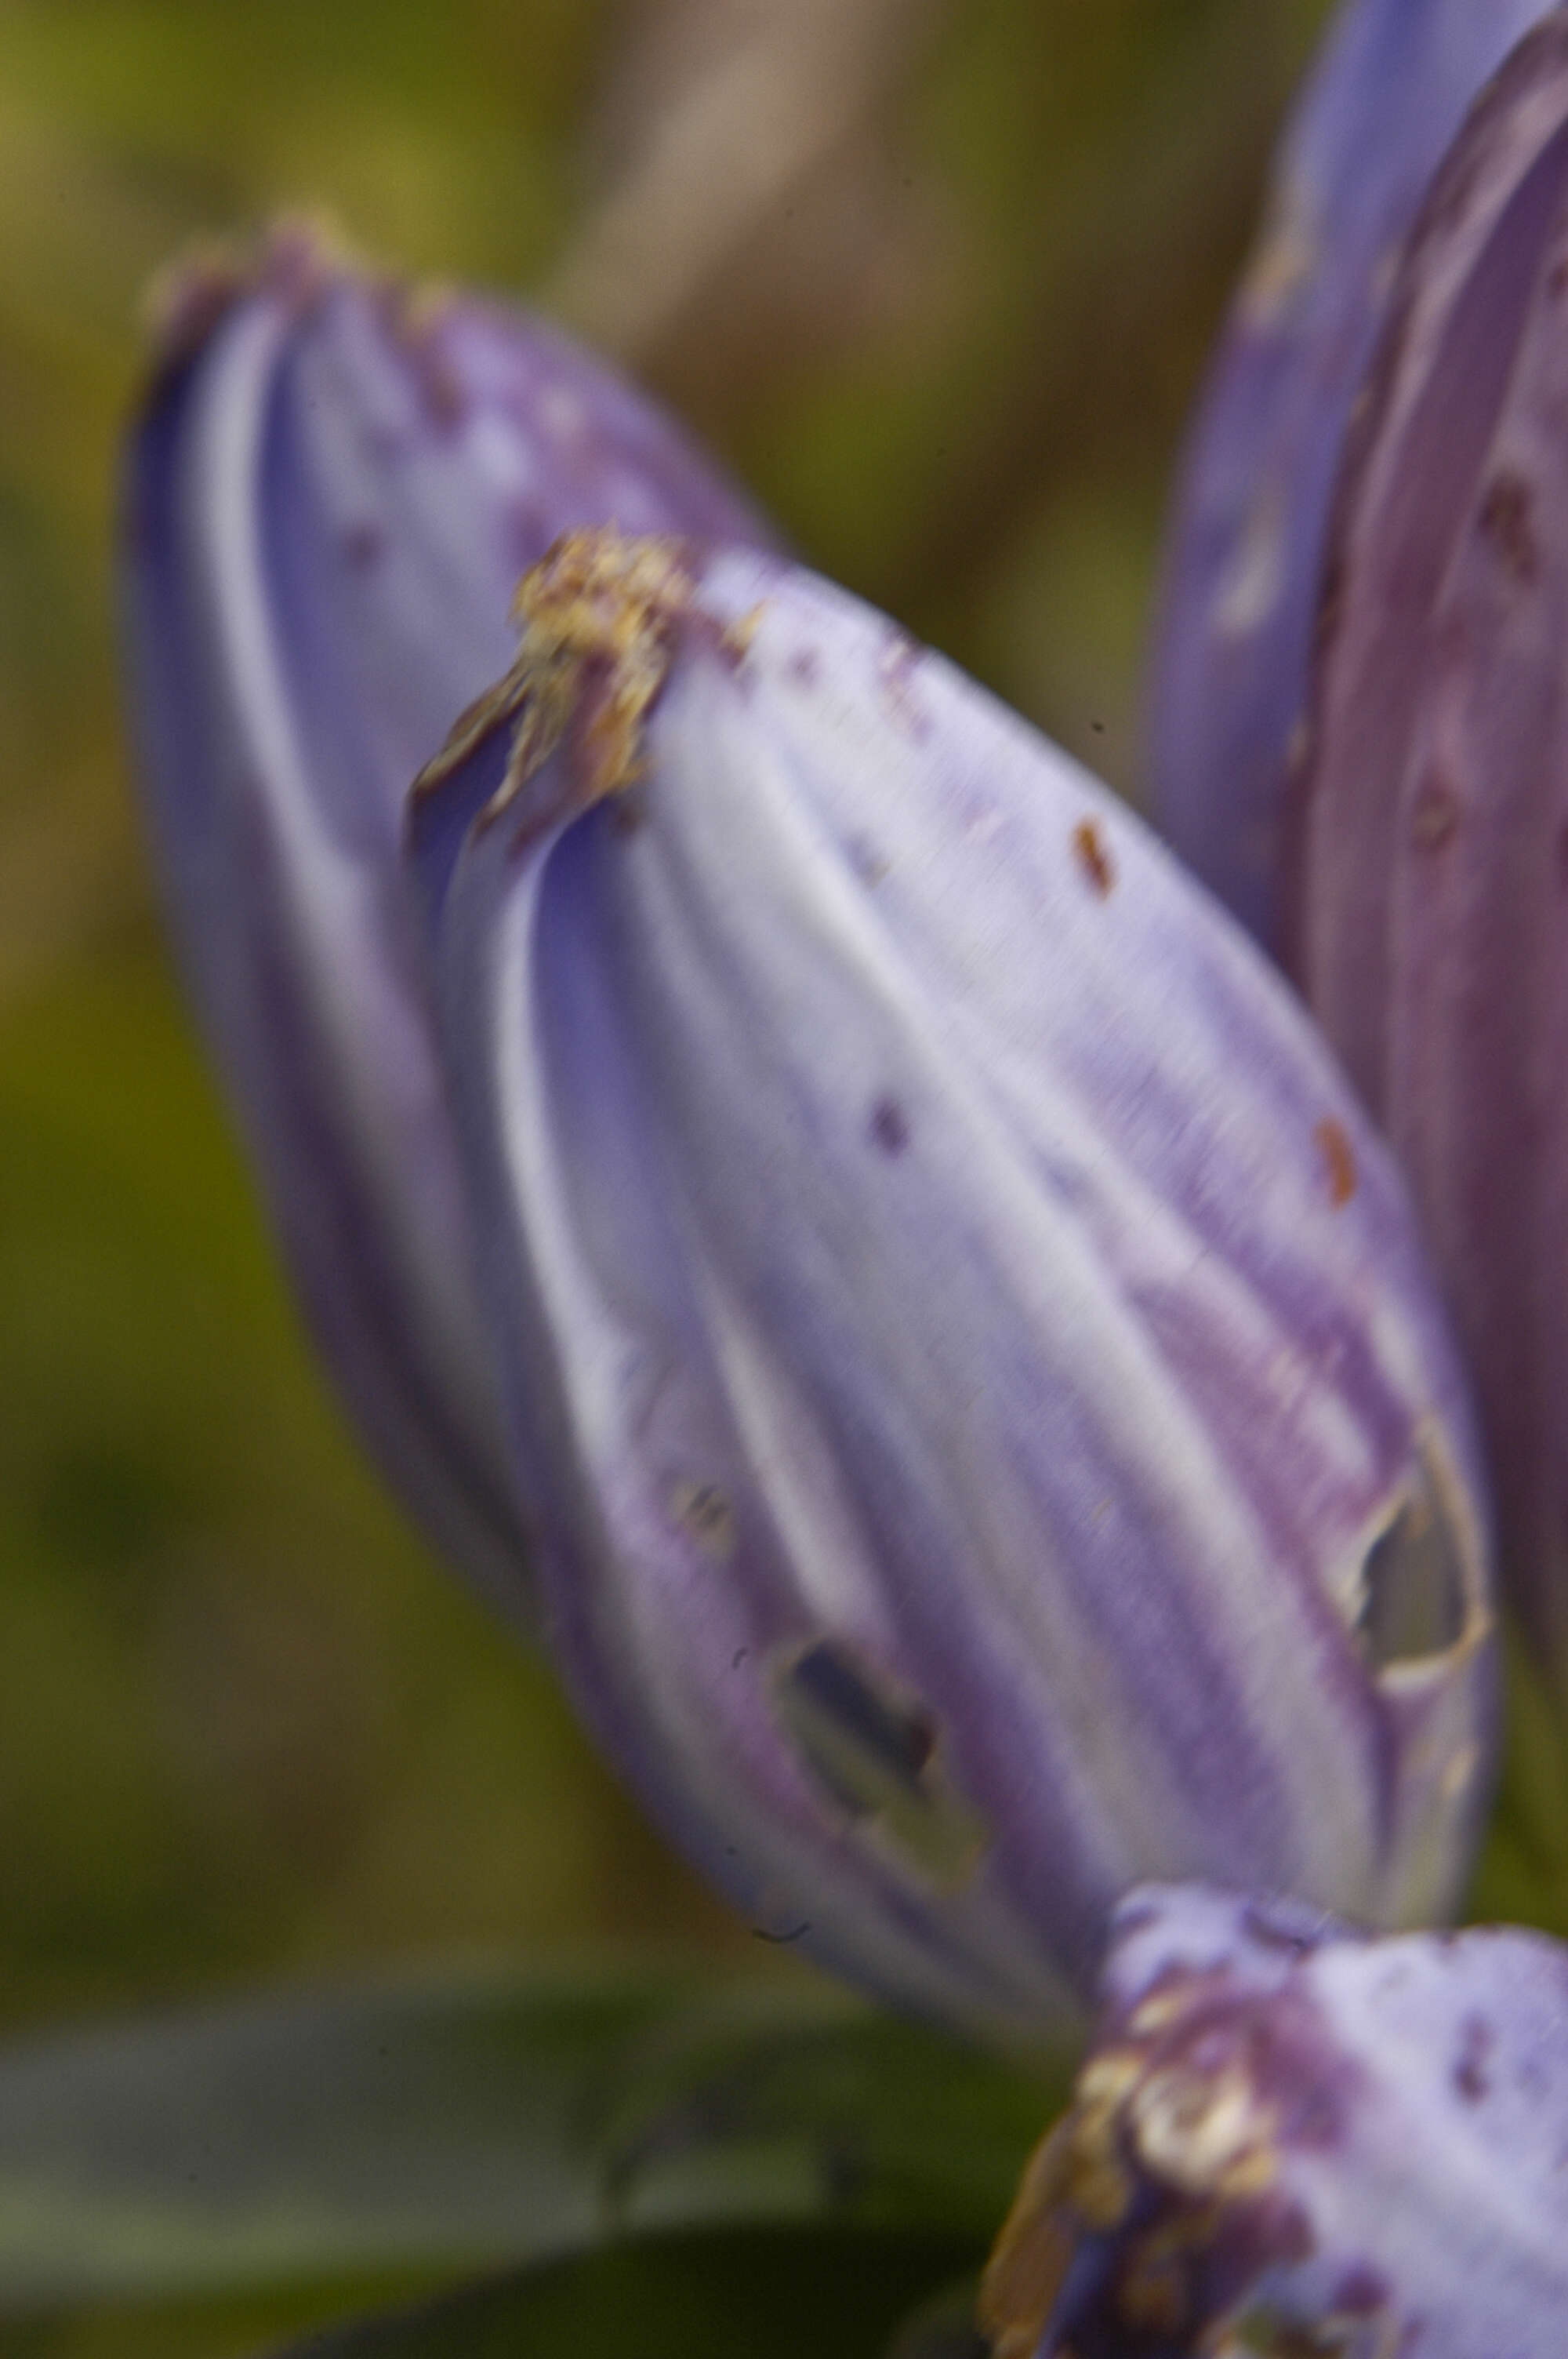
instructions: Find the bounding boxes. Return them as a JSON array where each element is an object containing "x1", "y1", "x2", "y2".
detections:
[
  {"x1": 340, "y1": 522, "x2": 383, "y2": 570},
  {"x1": 847, "y1": 834, "x2": 889, "y2": 887},
  {"x1": 1453, "y1": 2012, "x2": 1493, "y2": 2103},
  {"x1": 1314, "y1": 1118, "x2": 1356, "y2": 1208},
  {"x1": 1477, "y1": 469, "x2": 1539, "y2": 583},
  {"x1": 1072, "y1": 817, "x2": 1115, "y2": 897},
  {"x1": 1410, "y1": 775, "x2": 1459, "y2": 852},
  {"x1": 869, "y1": 1095, "x2": 909, "y2": 1156}
]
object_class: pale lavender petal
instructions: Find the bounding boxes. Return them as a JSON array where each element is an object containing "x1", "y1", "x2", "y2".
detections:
[{"x1": 408, "y1": 530, "x2": 1496, "y2": 2046}]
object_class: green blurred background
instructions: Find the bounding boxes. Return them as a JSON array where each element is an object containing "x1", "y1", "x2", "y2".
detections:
[{"x1": 0, "y1": 1, "x2": 1341, "y2": 2347}]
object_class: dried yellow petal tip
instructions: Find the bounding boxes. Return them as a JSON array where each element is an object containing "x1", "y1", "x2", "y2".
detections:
[
  {"x1": 140, "y1": 212, "x2": 354, "y2": 373},
  {"x1": 416, "y1": 529, "x2": 699, "y2": 835}
]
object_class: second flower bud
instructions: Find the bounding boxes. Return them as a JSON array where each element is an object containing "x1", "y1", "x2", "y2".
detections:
[{"x1": 406, "y1": 528, "x2": 1497, "y2": 2047}]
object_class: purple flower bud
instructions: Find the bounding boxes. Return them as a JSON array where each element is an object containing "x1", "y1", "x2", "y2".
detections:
[
  {"x1": 119, "y1": 220, "x2": 775, "y2": 1621},
  {"x1": 406, "y1": 526, "x2": 1497, "y2": 2046},
  {"x1": 983, "y1": 1882, "x2": 1568, "y2": 2357},
  {"x1": 1283, "y1": 16, "x2": 1568, "y2": 1683},
  {"x1": 1148, "y1": 0, "x2": 1552, "y2": 948}
]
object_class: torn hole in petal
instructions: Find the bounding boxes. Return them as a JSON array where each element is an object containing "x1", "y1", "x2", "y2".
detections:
[
  {"x1": 769, "y1": 1636, "x2": 989, "y2": 1889},
  {"x1": 1348, "y1": 1441, "x2": 1482, "y2": 1674}
]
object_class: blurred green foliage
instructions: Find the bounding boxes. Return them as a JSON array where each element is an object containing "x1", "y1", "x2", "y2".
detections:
[
  {"x1": 0, "y1": 1962, "x2": 1058, "y2": 2307},
  {"x1": 0, "y1": 1, "x2": 1354, "y2": 2350}
]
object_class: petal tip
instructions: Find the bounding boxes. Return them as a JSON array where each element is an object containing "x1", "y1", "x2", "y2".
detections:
[
  {"x1": 407, "y1": 527, "x2": 764, "y2": 895},
  {"x1": 139, "y1": 209, "x2": 355, "y2": 381}
]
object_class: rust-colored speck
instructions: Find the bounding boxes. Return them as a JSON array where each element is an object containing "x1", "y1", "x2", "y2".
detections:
[
  {"x1": 1477, "y1": 470, "x2": 1539, "y2": 584},
  {"x1": 1315, "y1": 1117, "x2": 1357, "y2": 1208},
  {"x1": 1072, "y1": 817, "x2": 1116, "y2": 897},
  {"x1": 1410, "y1": 776, "x2": 1459, "y2": 852}
]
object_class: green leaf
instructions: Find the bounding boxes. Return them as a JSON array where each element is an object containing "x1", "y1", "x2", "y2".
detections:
[
  {"x1": 0, "y1": 1963, "x2": 1058, "y2": 2311},
  {"x1": 270, "y1": 2228, "x2": 985, "y2": 2359}
]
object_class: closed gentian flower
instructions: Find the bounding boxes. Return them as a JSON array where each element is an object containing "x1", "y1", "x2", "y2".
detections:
[
  {"x1": 120, "y1": 219, "x2": 775, "y2": 1619},
  {"x1": 405, "y1": 525, "x2": 1496, "y2": 2046},
  {"x1": 1283, "y1": 14, "x2": 1568, "y2": 1685},
  {"x1": 1149, "y1": 0, "x2": 1552, "y2": 949},
  {"x1": 982, "y1": 1882, "x2": 1568, "y2": 2357}
]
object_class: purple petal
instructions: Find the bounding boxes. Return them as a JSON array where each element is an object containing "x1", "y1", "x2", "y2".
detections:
[
  {"x1": 1286, "y1": 17, "x2": 1568, "y2": 1679},
  {"x1": 982, "y1": 1882, "x2": 1568, "y2": 2356},
  {"x1": 408, "y1": 529, "x2": 1497, "y2": 2045},
  {"x1": 1148, "y1": 0, "x2": 1553, "y2": 948},
  {"x1": 120, "y1": 223, "x2": 777, "y2": 1621}
]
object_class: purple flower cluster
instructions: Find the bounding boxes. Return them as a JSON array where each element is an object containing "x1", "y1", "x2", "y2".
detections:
[
  {"x1": 984, "y1": 1884, "x2": 1568, "y2": 2357},
  {"x1": 119, "y1": 1, "x2": 1568, "y2": 2342}
]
